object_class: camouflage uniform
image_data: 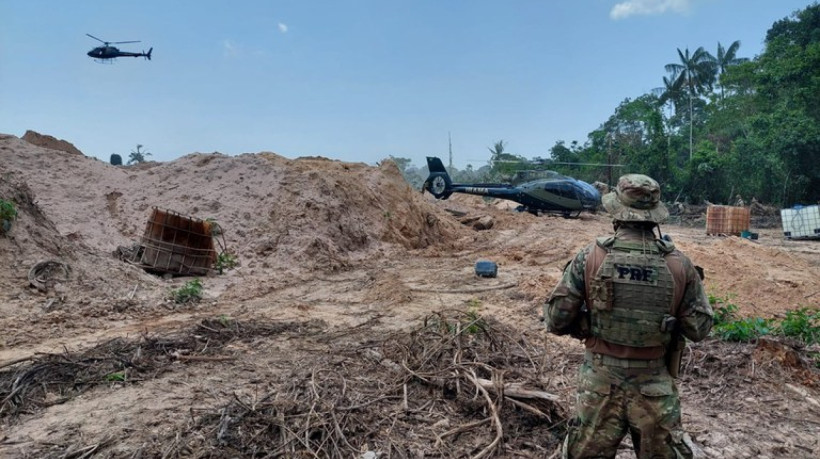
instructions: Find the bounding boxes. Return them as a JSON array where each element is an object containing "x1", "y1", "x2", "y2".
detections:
[{"x1": 544, "y1": 175, "x2": 713, "y2": 459}]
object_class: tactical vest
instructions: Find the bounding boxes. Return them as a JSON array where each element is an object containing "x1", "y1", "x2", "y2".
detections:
[{"x1": 587, "y1": 237, "x2": 675, "y2": 348}]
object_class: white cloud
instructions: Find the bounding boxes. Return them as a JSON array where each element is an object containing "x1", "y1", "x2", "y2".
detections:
[
  {"x1": 278, "y1": 22, "x2": 288, "y2": 33},
  {"x1": 610, "y1": 0, "x2": 692, "y2": 20}
]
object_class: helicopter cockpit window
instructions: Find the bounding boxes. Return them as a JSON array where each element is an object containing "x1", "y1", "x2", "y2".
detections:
[{"x1": 549, "y1": 183, "x2": 577, "y2": 199}]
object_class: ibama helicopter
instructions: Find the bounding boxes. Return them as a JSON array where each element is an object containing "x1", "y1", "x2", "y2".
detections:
[
  {"x1": 86, "y1": 34, "x2": 152, "y2": 61},
  {"x1": 422, "y1": 156, "x2": 601, "y2": 217}
]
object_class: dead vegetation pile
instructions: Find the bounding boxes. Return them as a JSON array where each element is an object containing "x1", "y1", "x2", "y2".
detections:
[
  {"x1": 0, "y1": 318, "x2": 326, "y2": 418},
  {"x1": 152, "y1": 311, "x2": 565, "y2": 458},
  {"x1": 1, "y1": 312, "x2": 567, "y2": 458},
  {"x1": 677, "y1": 337, "x2": 820, "y2": 457}
]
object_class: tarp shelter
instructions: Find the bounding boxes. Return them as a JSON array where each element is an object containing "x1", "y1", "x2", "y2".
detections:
[{"x1": 136, "y1": 208, "x2": 216, "y2": 275}]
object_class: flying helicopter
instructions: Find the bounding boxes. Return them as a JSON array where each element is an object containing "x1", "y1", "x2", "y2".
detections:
[
  {"x1": 86, "y1": 34, "x2": 152, "y2": 61},
  {"x1": 422, "y1": 156, "x2": 601, "y2": 217}
]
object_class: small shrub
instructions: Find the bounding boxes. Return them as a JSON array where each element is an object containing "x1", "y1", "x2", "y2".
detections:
[
  {"x1": 214, "y1": 252, "x2": 238, "y2": 274},
  {"x1": 776, "y1": 308, "x2": 820, "y2": 346},
  {"x1": 205, "y1": 218, "x2": 223, "y2": 237},
  {"x1": 710, "y1": 295, "x2": 820, "y2": 345},
  {"x1": 105, "y1": 371, "x2": 127, "y2": 382},
  {"x1": 0, "y1": 198, "x2": 17, "y2": 234},
  {"x1": 218, "y1": 314, "x2": 233, "y2": 327},
  {"x1": 464, "y1": 303, "x2": 485, "y2": 334},
  {"x1": 171, "y1": 278, "x2": 203, "y2": 304},
  {"x1": 710, "y1": 295, "x2": 738, "y2": 327},
  {"x1": 710, "y1": 294, "x2": 772, "y2": 342},
  {"x1": 713, "y1": 317, "x2": 774, "y2": 342}
]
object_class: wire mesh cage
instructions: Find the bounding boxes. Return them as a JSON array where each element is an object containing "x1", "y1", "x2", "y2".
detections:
[
  {"x1": 137, "y1": 208, "x2": 216, "y2": 275},
  {"x1": 706, "y1": 205, "x2": 750, "y2": 236},
  {"x1": 780, "y1": 204, "x2": 820, "y2": 240}
]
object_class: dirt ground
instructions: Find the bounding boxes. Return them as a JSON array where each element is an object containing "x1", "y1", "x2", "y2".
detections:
[{"x1": 1, "y1": 132, "x2": 818, "y2": 458}]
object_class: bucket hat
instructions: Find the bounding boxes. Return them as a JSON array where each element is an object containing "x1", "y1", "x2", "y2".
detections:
[{"x1": 602, "y1": 174, "x2": 669, "y2": 223}]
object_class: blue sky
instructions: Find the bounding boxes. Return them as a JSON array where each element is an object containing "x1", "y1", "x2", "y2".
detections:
[{"x1": 1, "y1": 0, "x2": 815, "y2": 169}]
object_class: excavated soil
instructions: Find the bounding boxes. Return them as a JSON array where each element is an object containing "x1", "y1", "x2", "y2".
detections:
[{"x1": 0, "y1": 133, "x2": 818, "y2": 458}]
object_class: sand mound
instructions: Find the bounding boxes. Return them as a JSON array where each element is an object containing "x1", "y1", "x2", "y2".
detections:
[
  {"x1": 0, "y1": 134, "x2": 466, "y2": 275},
  {"x1": 21, "y1": 130, "x2": 84, "y2": 156}
]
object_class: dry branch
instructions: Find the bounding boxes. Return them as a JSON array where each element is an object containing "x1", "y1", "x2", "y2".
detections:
[
  {"x1": 785, "y1": 383, "x2": 820, "y2": 411},
  {"x1": 474, "y1": 377, "x2": 560, "y2": 402},
  {"x1": 0, "y1": 356, "x2": 35, "y2": 370}
]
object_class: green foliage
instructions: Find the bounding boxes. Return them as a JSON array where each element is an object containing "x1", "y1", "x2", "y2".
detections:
[
  {"x1": 205, "y1": 218, "x2": 223, "y2": 237},
  {"x1": 465, "y1": 299, "x2": 484, "y2": 334},
  {"x1": 427, "y1": 306, "x2": 487, "y2": 336},
  {"x1": 0, "y1": 198, "x2": 17, "y2": 234},
  {"x1": 214, "y1": 252, "x2": 238, "y2": 274},
  {"x1": 776, "y1": 308, "x2": 820, "y2": 346},
  {"x1": 714, "y1": 316, "x2": 774, "y2": 343},
  {"x1": 218, "y1": 314, "x2": 233, "y2": 327},
  {"x1": 710, "y1": 295, "x2": 738, "y2": 327},
  {"x1": 171, "y1": 278, "x2": 203, "y2": 304},
  {"x1": 710, "y1": 295, "x2": 773, "y2": 342},
  {"x1": 710, "y1": 295, "x2": 820, "y2": 346},
  {"x1": 105, "y1": 371, "x2": 126, "y2": 382},
  {"x1": 393, "y1": 4, "x2": 820, "y2": 206},
  {"x1": 0, "y1": 198, "x2": 17, "y2": 221}
]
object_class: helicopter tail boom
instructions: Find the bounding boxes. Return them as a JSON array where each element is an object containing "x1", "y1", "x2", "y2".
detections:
[{"x1": 423, "y1": 156, "x2": 454, "y2": 200}]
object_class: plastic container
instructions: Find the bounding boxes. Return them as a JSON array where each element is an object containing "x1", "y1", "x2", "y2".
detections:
[
  {"x1": 475, "y1": 260, "x2": 498, "y2": 278},
  {"x1": 781, "y1": 204, "x2": 820, "y2": 239},
  {"x1": 741, "y1": 230, "x2": 759, "y2": 240}
]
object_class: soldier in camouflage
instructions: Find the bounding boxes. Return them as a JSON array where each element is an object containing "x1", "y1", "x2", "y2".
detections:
[{"x1": 545, "y1": 174, "x2": 713, "y2": 459}]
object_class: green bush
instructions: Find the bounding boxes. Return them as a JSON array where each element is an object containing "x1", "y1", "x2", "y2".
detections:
[
  {"x1": 171, "y1": 278, "x2": 203, "y2": 304},
  {"x1": 711, "y1": 297, "x2": 738, "y2": 328},
  {"x1": 0, "y1": 198, "x2": 17, "y2": 234},
  {"x1": 776, "y1": 308, "x2": 820, "y2": 346},
  {"x1": 710, "y1": 295, "x2": 773, "y2": 342},
  {"x1": 714, "y1": 317, "x2": 774, "y2": 342},
  {"x1": 105, "y1": 371, "x2": 127, "y2": 382},
  {"x1": 710, "y1": 295, "x2": 820, "y2": 346},
  {"x1": 214, "y1": 252, "x2": 238, "y2": 274}
]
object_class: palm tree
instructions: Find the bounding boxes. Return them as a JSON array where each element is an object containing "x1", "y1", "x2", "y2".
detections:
[
  {"x1": 128, "y1": 144, "x2": 152, "y2": 164},
  {"x1": 714, "y1": 40, "x2": 748, "y2": 100},
  {"x1": 653, "y1": 75, "x2": 685, "y2": 159},
  {"x1": 665, "y1": 47, "x2": 716, "y2": 160},
  {"x1": 488, "y1": 140, "x2": 506, "y2": 160},
  {"x1": 655, "y1": 75, "x2": 685, "y2": 117}
]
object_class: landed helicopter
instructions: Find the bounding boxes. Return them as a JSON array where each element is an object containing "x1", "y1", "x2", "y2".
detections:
[
  {"x1": 86, "y1": 34, "x2": 152, "y2": 61},
  {"x1": 422, "y1": 156, "x2": 601, "y2": 217}
]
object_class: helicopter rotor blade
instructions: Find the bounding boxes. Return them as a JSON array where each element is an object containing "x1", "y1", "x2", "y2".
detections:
[
  {"x1": 112, "y1": 40, "x2": 140, "y2": 44},
  {"x1": 86, "y1": 33, "x2": 106, "y2": 44}
]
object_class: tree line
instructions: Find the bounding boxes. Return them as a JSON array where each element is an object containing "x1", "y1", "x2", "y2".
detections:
[{"x1": 396, "y1": 3, "x2": 820, "y2": 207}]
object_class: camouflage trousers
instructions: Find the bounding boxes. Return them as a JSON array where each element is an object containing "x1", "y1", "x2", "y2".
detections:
[{"x1": 562, "y1": 353, "x2": 693, "y2": 459}]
